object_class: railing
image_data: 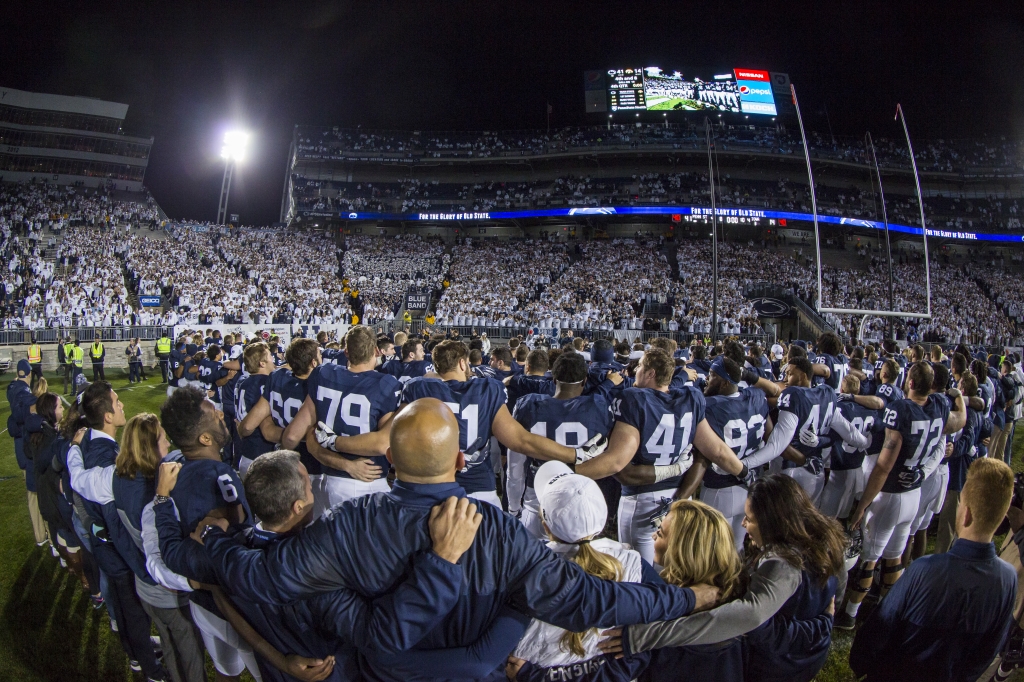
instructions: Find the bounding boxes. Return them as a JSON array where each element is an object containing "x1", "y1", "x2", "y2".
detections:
[{"x1": 0, "y1": 326, "x2": 174, "y2": 346}]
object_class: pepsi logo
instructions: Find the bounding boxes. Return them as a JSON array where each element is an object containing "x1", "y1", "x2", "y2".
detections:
[{"x1": 739, "y1": 86, "x2": 750, "y2": 94}]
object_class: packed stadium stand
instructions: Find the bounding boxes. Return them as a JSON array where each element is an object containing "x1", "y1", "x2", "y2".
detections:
[{"x1": 2, "y1": 120, "x2": 1024, "y2": 350}]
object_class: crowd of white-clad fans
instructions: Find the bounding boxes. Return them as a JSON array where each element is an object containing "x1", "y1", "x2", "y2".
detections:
[
  {"x1": 676, "y1": 240, "x2": 1018, "y2": 345},
  {"x1": 340, "y1": 234, "x2": 446, "y2": 320},
  {"x1": 0, "y1": 180, "x2": 1022, "y2": 346},
  {"x1": 433, "y1": 239, "x2": 568, "y2": 327}
]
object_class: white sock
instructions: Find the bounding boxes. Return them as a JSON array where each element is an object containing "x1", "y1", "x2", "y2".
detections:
[{"x1": 845, "y1": 600, "x2": 862, "y2": 617}]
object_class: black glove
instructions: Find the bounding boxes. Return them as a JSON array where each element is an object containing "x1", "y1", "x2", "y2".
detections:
[{"x1": 741, "y1": 368, "x2": 761, "y2": 386}]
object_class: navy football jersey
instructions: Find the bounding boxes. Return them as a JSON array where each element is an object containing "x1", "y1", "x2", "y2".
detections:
[
  {"x1": 505, "y1": 374, "x2": 555, "y2": 409},
  {"x1": 308, "y1": 364, "x2": 402, "y2": 480},
  {"x1": 512, "y1": 393, "x2": 614, "y2": 504},
  {"x1": 198, "y1": 358, "x2": 228, "y2": 403},
  {"x1": 894, "y1": 355, "x2": 908, "y2": 390},
  {"x1": 879, "y1": 394, "x2": 951, "y2": 493},
  {"x1": 688, "y1": 359, "x2": 712, "y2": 382},
  {"x1": 866, "y1": 383, "x2": 905, "y2": 456},
  {"x1": 234, "y1": 373, "x2": 275, "y2": 462},
  {"x1": 167, "y1": 456, "x2": 251, "y2": 535},
  {"x1": 472, "y1": 364, "x2": 495, "y2": 378},
  {"x1": 379, "y1": 358, "x2": 435, "y2": 384},
  {"x1": 320, "y1": 348, "x2": 348, "y2": 367},
  {"x1": 169, "y1": 349, "x2": 184, "y2": 381},
  {"x1": 814, "y1": 353, "x2": 846, "y2": 392},
  {"x1": 777, "y1": 385, "x2": 838, "y2": 468},
  {"x1": 702, "y1": 387, "x2": 769, "y2": 489},
  {"x1": 875, "y1": 382, "x2": 905, "y2": 408},
  {"x1": 267, "y1": 367, "x2": 320, "y2": 476},
  {"x1": 829, "y1": 401, "x2": 882, "y2": 471},
  {"x1": 614, "y1": 386, "x2": 706, "y2": 496},
  {"x1": 401, "y1": 377, "x2": 507, "y2": 493},
  {"x1": 586, "y1": 361, "x2": 624, "y2": 393}
]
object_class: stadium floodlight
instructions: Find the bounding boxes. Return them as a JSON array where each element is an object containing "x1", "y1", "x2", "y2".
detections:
[
  {"x1": 220, "y1": 130, "x2": 250, "y2": 163},
  {"x1": 217, "y1": 129, "x2": 250, "y2": 224}
]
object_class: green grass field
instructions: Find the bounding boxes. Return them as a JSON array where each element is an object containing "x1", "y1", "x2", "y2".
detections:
[{"x1": 0, "y1": 371, "x2": 1020, "y2": 680}]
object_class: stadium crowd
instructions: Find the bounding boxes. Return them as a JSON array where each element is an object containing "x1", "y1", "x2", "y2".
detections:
[
  {"x1": 8, "y1": 324, "x2": 1024, "y2": 682},
  {"x1": 296, "y1": 123, "x2": 1024, "y2": 175},
  {"x1": 341, "y1": 234, "x2": 446, "y2": 321}
]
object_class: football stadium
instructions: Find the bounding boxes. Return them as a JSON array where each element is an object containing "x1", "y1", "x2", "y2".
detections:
[{"x1": 2, "y1": 3, "x2": 1024, "y2": 681}]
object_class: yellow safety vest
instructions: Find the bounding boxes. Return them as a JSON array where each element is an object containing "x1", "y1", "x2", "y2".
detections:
[
  {"x1": 63, "y1": 343, "x2": 75, "y2": 364},
  {"x1": 72, "y1": 347, "x2": 84, "y2": 367},
  {"x1": 91, "y1": 343, "x2": 104, "y2": 360},
  {"x1": 156, "y1": 337, "x2": 171, "y2": 354},
  {"x1": 27, "y1": 345, "x2": 40, "y2": 364}
]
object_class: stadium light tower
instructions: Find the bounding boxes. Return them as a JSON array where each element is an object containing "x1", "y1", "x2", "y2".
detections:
[{"x1": 217, "y1": 130, "x2": 249, "y2": 225}]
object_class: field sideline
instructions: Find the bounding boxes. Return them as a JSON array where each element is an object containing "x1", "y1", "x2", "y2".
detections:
[{"x1": 0, "y1": 370, "x2": 1021, "y2": 681}]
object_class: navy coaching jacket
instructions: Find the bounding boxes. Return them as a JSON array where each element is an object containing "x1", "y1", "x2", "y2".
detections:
[
  {"x1": 205, "y1": 480, "x2": 699, "y2": 682},
  {"x1": 849, "y1": 539, "x2": 1016, "y2": 682}
]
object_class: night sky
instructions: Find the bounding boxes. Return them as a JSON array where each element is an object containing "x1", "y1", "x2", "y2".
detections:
[{"x1": 4, "y1": 1, "x2": 1023, "y2": 225}]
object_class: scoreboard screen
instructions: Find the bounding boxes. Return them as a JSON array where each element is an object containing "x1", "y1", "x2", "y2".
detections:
[{"x1": 605, "y1": 66, "x2": 778, "y2": 116}]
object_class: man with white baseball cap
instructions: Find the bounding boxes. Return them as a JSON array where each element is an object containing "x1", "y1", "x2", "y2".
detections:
[{"x1": 509, "y1": 461, "x2": 645, "y2": 671}]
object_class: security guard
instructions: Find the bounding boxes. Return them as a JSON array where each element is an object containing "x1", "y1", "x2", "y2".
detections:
[
  {"x1": 26, "y1": 337, "x2": 42, "y2": 388},
  {"x1": 89, "y1": 339, "x2": 105, "y2": 381},
  {"x1": 156, "y1": 333, "x2": 172, "y2": 383},
  {"x1": 71, "y1": 340, "x2": 84, "y2": 388},
  {"x1": 61, "y1": 337, "x2": 76, "y2": 395}
]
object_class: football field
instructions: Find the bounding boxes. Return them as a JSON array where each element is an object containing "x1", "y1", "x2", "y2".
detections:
[{"x1": 0, "y1": 370, "x2": 1020, "y2": 681}]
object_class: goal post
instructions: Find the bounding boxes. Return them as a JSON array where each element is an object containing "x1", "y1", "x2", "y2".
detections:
[{"x1": 790, "y1": 83, "x2": 932, "y2": 332}]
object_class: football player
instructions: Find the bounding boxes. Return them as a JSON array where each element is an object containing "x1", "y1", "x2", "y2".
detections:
[
  {"x1": 841, "y1": 362, "x2": 966, "y2": 629},
  {"x1": 400, "y1": 341, "x2": 604, "y2": 508},
  {"x1": 286, "y1": 326, "x2": 402, "y2": 507},
  {"x1": 379, "y1": 338, "x2": 434, "y2": 384},
  {"x1": 506, "y1": 352, "x2": 614, "y2": 538},
  {"x1": 233, "y1": 342, "x2": 277, "y2": 477},
  {"x1": 572, "y1": 349, "x2": 748, "y2": 564}
]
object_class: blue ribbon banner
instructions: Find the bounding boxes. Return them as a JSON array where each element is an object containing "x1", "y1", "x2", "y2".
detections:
[{"x1": 337, "y1": 206, "x2": 1023, "y2": 243}]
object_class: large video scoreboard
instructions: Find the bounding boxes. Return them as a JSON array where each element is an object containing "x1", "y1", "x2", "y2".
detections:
[{"x1": 601, "y1": 66, "x2": 778, "y2": 116}]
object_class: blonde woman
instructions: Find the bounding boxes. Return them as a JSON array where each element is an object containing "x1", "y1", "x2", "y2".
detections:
[
  {"x1": 506, "y1": 461, "x2": 653, "y2": 681},
  {"x1": 111, "y1": 413, "x2": 206, "y2": 682},
  {"x1": 508, "y1": 498, "x2": 747, "y2": 682}
]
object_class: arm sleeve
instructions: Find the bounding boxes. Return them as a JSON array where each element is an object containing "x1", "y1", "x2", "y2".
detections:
[
  {"x1": 640, "y1": 559, "x2": 664, "y2": 585},
  {"x1": 743, "y1": 410, "x2": 799, "y2": 469},
  {"x1": 625, "y1": 557, "x2": 802, "y2": 651},
  {"x1": 153, "y1": 499, "x2": 219, "y2": 584},
  {"x1": 316, "y1": 551, "x2": 466, "y2": 653},
  {"x1": 202, "y1": 520, "x2": 354, "y2": 605},
  {"x1": 141, "y1": 501, "x2": 193, "y2": 592},
  {"x1": 516, "y1": 652, "x2": 652, "y2": 682},
  {"x1": 849, "y1": 562, "x2": 914, "y2": 678},
  {"x1": 67, "y1": 444, "x2": 115, "y2": 504},
  {"x1": 505, "y1": 524, "x2": 697, "y2": 630},
  {"x1": 829, "y1": 410, "x2": 870, "y2": 450},
  {"x1": 365, "y1": 606, "x2": 531, "y2": 679},
  {"x1": 506, "y1": 450, "x2": 527, "y2": 516}
]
